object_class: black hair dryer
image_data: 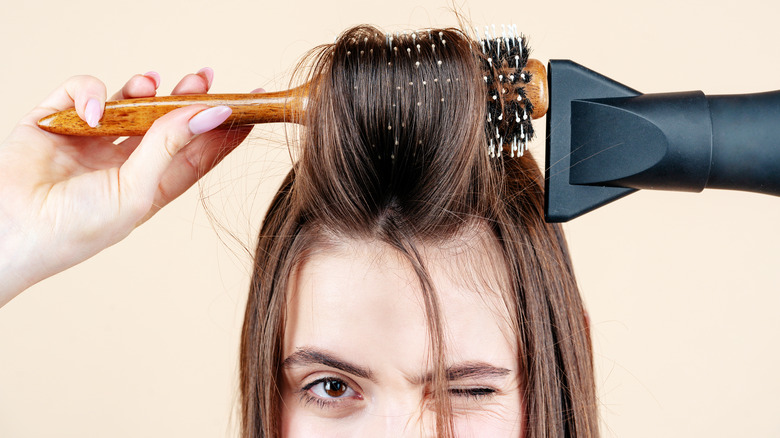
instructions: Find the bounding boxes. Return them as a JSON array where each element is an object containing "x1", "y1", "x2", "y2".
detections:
[{"x1": 544, "y1": 60, "x2": 780, "y2": 222}]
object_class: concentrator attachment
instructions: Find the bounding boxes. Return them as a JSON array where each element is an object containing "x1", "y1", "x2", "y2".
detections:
[{"x1": 545, "y1": 60, "x2": 780, "y2": 222}]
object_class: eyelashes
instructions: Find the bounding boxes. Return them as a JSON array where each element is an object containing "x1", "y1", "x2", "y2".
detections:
[
  {"x1": 298, "y1": 376, "x2": 498, "y2": 411},
  {"x1": 300, "y1": 377, "x2": 361, "y2": 409},
  {"x1": 449, "y1": 386, "x2": 497, "y2": 400}
]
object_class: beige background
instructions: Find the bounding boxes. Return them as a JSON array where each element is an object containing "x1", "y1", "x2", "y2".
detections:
[{"x1": 2, "y1": 0, "x2": 779, "y2": 436}]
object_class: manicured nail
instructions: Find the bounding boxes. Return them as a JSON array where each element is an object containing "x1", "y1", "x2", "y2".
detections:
[
  {"x1": 250, "y1": 87, "x2": 266, "y2": 94},
  {"x1": 85, "y1": 98, "x2": 101, "y2": 128},
  {"x1": 197, "y1": 67, "x2": 214, "y2": 87},
  {"x1": 143, "y1": 71, "x2": 161, "y2": 88},
  {"x1": 189, "y1": 106, "x2": 231, "y2": 135}
]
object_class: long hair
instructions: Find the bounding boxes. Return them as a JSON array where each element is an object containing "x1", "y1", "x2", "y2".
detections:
[{"x1": 240, "y1": 25, "x2": 598, "y2": 437}]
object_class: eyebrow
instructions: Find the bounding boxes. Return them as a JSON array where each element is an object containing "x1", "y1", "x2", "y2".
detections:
[
  {"x1": 283, "y1": 347, "x2": 511, "y2": 384},
  {"x1": 283, "y1": 348, "x2": 375, "y2": 380},
  {"x1": 443, "y1": 362, "x2": 512, "y2": 381}
]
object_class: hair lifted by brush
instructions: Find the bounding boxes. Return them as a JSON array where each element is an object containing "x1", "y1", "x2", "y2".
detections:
[{"x1": 240, "y1": 25, "x2": 598, "y2": 438}]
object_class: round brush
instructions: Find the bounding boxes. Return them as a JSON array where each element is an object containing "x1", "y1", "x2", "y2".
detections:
[{"x1": 37, "y1": 26, "x2": 546, "y2": 162}]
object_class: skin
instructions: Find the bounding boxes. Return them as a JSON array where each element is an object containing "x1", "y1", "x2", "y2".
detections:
[
  {"x1": 0, "y1": 69, "x2": 256, "y2": 306},
  {"x1": 281, "y1": 236, "x2": 524, "y2": 437}
]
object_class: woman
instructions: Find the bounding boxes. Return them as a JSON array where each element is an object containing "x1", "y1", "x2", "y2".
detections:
[
  {"x1": 245, "y1": 25, "x2": 597, "y2": 437},
  {"x1": 0, "y1": 25, "x2": 597, "y2": 437}
]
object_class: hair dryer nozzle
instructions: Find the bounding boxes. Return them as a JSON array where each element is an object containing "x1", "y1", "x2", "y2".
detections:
[
  {"x1": 544, "y1": 60, "x2": 638, "y2": 222},
  {"x1": 545, "y1": 60, "x2": 780, "y2": 222}
]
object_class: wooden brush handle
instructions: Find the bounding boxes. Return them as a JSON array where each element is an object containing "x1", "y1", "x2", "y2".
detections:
[
  {"x1": 37, "y1": 61, "x2": 547, "y2": 136},
  {"x1": 37, "y1": 85, "x2": 310, "y2": 137}
]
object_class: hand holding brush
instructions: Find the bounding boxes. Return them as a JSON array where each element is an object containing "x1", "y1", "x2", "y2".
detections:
[{"x1": 0, "y1": 69, "x2": 254, "y2": 305}]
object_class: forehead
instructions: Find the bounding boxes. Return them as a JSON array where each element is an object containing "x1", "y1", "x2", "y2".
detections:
[{"x1": 283, "y1": 233, "x2": 517, "y2": 372}]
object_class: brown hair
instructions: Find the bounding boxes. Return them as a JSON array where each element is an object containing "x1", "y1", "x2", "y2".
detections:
[{"x1": 240, "y1": 25, "x2": 598, "y2": 437}]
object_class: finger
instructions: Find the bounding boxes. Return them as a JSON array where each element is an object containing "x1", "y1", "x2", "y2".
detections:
[
  {"x1": 109, "y1": 68, "x2": 211, "y2": 150},
  {"x1": 143, "y1": 86, "x2": 263, "y2": 219},
  {"x1": 109, "y1": 71, "x2": 160, "y2": 101},
  {"x1": 147, "y1": 125, "x2": 253, "y2": 216},
  {"x1": 84, "y1": 72, "x2": 163, "y2": 145},
  {"x1": 116, "y1": 83, "x2": 259, "y2": 174},
  {"x1": 119, "y1": 105, "x2": 232, "y2": 214},
  {"x1": 171, "y1": 67, "x2": 213, "y2": 95},
  {"x1": 164, "y1": 85, "x2": 261, "y2": 183},
  {"x1": 23, "y1": 75, "x2": 107, "y2": 127}
]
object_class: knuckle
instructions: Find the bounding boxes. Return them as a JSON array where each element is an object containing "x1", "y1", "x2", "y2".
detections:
[
  {"x1": 68, "y1": 74, "x2": 96, "y2": 83},
  {"x1": 145, "y1": 107, "x2": 199, "y2": 160},
  {"x1": 116, "y1": 170, "x2": 151, "y2": 221},
  {"x1": 161, "y1": 132, "x2": 179, "y2": 160},
  {"x1": 127, "y1": 74, "x2": 146, "y2": 87},
  {"x1": 69, "y1": 74, "x2": 101, "y2": 88},
  {"x1": 66, "y1": 75, "x2": 107, "y2": 99}
]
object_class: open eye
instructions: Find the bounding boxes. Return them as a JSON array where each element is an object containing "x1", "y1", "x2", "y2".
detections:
[{"x1": 307, "y1": 377, "x2": 358, "y2": 400}]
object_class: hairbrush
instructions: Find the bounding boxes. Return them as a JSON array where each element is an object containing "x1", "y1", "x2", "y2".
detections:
[
  {"x1": 37, "y1": 26, "x2": 545, "y2": 159},
  {"x1": 37, "y1": 26, "x2": 780, "y2": 222}
]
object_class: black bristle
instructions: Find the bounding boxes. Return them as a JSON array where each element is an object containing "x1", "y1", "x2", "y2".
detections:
[{"x1": 478, "y1": 29, "x2": 534, "y2": 157}]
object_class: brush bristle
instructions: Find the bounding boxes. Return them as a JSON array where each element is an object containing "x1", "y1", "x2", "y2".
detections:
[
  {"x1": 338, "y1": 26, "x2": 534, "y2": 159},
  {"x1": 477, "y1": 24, "x2": 533, "y2": 158}
]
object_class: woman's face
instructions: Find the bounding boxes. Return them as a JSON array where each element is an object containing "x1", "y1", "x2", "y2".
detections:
[{"x1": 281, "y1": 237, "x2": 523, "y2": 437}]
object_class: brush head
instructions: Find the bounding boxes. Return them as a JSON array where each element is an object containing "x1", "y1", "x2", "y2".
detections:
[
  {"x1": 343, "y1": 26, "x2": 538, "y2": 160},
  {"x1": 476, "y1": 25, "x2": 534, "y2": 158}
]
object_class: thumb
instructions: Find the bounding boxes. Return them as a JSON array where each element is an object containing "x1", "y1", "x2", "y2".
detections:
[{"x1": 120, "y1": 105, "x2": 232, "y2": 211}]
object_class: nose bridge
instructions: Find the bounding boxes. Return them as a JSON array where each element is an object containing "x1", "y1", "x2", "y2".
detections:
[{"x1": 370, "y1": 393, "x2": 437, "y2": 438}]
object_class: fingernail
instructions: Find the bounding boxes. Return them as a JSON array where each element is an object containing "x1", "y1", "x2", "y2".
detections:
[
  {"x1": 143, "y1": 71, "x2": 161, "y2": 88},
  {"x1": 250, "y1": 87, "x2": 266, "y2": 94},
  {"x1": 197, "y1": 67, "x2": 214, "y2": 87},
  {"x1": 85, "y1": 98, "x2": 102, "y2": 128},
  {"x1": 189, "y1": 106, "x2": 232, "y2": 135}
]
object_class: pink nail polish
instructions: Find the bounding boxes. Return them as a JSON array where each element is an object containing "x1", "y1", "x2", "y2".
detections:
[
  {"x1": 189, "y1": 106, "x2": 232, "y2": 135},
  {"x1": 144, "y1": 71, "x2": 161, "y2": 88},
  {"x1": 197, "y1": 67, "x2": 214, "y2": 87},
  {"x1": 85, "y1": 98, "x2": 102, "y2": 128}
]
